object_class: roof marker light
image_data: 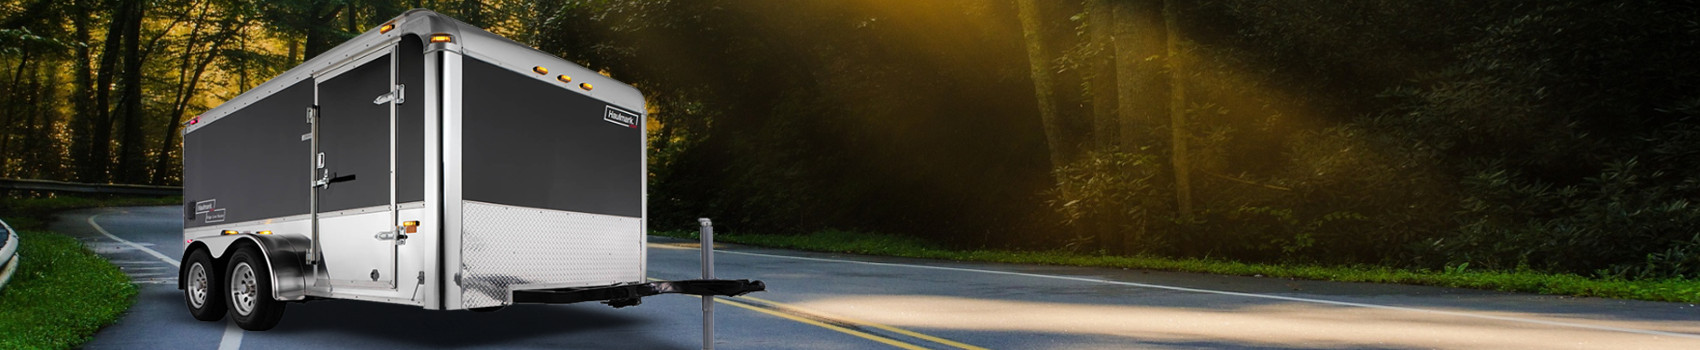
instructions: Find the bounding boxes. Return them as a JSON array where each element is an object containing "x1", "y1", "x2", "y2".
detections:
[
  {"x1": 533, "y1": 66, "x2": 549, "y2": 75},
  {"x1": 579, "y1": 83, "x2": 594, "y2": 91},
  {"x1": 379, "y1": 23, "x2": 396, "y2": 34},
  {"x1": 430, "y1": 33, "x2": 453, "y2": 43},
  {"x1": 556, "y1": 75, "x2": 572, "y2": 83}
]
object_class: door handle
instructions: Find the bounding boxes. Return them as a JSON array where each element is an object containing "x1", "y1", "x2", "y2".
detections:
[{"x1": 313, "y1": 170, "x2": 357, "y2": 189}]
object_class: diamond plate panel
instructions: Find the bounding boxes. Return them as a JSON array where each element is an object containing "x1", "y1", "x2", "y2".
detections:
[{"x1": 460, "y1": 201, "x2": 641, "y2": 308}]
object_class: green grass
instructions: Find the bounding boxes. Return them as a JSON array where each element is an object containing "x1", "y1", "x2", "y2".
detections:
[
  {"x1": 0, "y1": 230, "x2": 137, "y2": 349},
  {"x1": 655, "y1": 229, "x2": 1700, "y2": 303},
  {"x1": 0, "y1": 195, "x2": 175, "y2": 349}
]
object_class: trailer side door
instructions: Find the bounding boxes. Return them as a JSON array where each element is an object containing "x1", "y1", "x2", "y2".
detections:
[{"x1": 311, "y1": 46, "x2": 401, "y2": 289}]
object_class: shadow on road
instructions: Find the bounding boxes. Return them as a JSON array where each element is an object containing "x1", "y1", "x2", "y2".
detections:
[{"x1": 260, "y1": 299, "x2": 678, "y2": 348}]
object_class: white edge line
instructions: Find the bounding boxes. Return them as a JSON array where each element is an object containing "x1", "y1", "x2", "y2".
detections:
[
  {"x1": 87, "y1": 214, "x2": 179, "y2": 267},
  {"x1": 89, "y1": 212, "x2": 244, "y2": 349},
  {"x1": 678, "y1": 245, "x2": 1700, "y2": 340},
  {"x1": 218, "y1": 320, "x2": 245, "y2": 350}
]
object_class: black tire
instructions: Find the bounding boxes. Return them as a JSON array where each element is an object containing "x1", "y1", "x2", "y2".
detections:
[
  {"x1": 226, "y1": 245, "x2": 287, "y2": 331},
  {"x1": 468, "y1": 306, "x2": 506, "y2": 313},
  {"x1": 182, "y1": 249, "x2": 226, "y2": 321}
]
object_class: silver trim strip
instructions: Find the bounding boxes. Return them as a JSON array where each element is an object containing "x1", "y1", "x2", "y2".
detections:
[
  {"x1": 312, "y1": 39, "x2": 400, "y2": 83},
  {"x1": 442, "y1": 50, "x2": 466, "y2": 309}
]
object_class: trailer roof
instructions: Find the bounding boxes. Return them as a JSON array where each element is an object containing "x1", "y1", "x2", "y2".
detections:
[{"x1": 186, "y1": 9, "x2": 645, "y2": 134}]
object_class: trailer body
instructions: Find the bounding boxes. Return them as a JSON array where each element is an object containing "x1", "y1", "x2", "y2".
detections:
[{"x1": 178, "y1": 10, "x2": 758, "y2": 331}]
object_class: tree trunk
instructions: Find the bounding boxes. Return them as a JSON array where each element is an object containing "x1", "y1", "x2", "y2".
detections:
[
  {"x1": 304, "y1": 5, "x2": 344, "y2": 60},
  {"x1": 91, "y1": 0, "x2": 130, "y2": 183},
  {"x1": 1112, "y1": 0, "x2": 1172, "y2": 252},
  {"x1": 1114, "y1": 0, "x2": 1167, "y2": 150},
  {"x1": 346, "y1": 2, "x2": 358, "y2": 33},
  {"x1": 1084, "y1": 0, "x2": 1118, "y2": 151},
  {"x1": 0, "y1": 50, "x2": 31, "y2": 177},
  {"x1": 1163, "y1": 0, "x2": 1192, "y2": 217},
  {"x1": 70, "y1": 0, "x2": 99, "y2": 182},
  {"x1": 114, "y1": 0, "x2": 148, "y2": 184},
  {"x1": 1013, "y1": 0, "x2": 1070, "y2": 172}
]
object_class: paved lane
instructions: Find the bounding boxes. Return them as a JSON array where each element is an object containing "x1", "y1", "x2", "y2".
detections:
[{"x1": 61, "y1": 206, "x2": 1700, "y2": 349}]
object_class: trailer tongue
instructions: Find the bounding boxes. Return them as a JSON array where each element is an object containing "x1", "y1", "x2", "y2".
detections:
[{"x1": 513, "y1": 279, "x2": 767, "y2": 307}]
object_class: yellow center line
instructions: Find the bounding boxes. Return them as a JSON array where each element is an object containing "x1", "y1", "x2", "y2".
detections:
[
  {"x1": 650, "y1": 278, "x2": 988, "y2": 349},
  {"x1": 712, "y1": 297, "x2": 930, "y2": 350},
  {"x1": 733, "y1": 295, "x2": 989, "y2": 350}
]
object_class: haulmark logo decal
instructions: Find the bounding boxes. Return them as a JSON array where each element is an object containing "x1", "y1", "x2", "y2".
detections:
[
  {"x1": 194, "y1": 199, "x2": 226, "y2": 223},
  {"x1": 603, "y1": 106, "x2": 639, "y2": 128}
]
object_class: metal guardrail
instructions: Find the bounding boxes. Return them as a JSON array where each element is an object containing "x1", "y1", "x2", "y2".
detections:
[
  {"x1": 0, "y1": 178, "x2": 181, "y2": 196},
  {"x1": 1, "y1": 218, "x2": 19, "y2": 293}
]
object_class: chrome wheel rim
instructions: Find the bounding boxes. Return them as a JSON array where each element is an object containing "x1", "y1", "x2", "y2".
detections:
[
  {"x1": 187, "y1": 263, "x2": 208, "y2": 308},
  {"x1": 231, "y1": 262, "x2": 257, "y2": 316}
]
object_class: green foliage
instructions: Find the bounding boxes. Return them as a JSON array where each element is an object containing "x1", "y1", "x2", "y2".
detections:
[
  {"x1": 0, "y1": 230, "x2": 137, "y2": 349},
  {"x1": 1048, "y1": 147, "x2": 1165, "y2": 253}
]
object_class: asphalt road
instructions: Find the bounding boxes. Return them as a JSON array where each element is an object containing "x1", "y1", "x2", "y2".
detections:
[{"x1": 53, "y1": 206, "x2": 1700, "y2": 349}]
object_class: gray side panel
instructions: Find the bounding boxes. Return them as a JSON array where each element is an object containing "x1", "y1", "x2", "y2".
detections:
[
  {"x1": 183, "y1": 81, "x2": 314, "y2": 228},
  {"x1": 397, "y1": 36, "x2": 425, "y2": 203},
  {"x1": 317, "y1": 54, "x2": 394, "y2": 212},
  {"x1": 462, "y1": 58, "x2": 642, "y2": 218}
]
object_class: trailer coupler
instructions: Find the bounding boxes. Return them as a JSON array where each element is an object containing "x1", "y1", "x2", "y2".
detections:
[{"x1": 511, "y1": 279, "x2": 766, "y2": 308}]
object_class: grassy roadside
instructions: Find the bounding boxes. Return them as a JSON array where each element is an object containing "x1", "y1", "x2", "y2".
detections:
[
  {"x1": 655, "y1": 229, "x2": 1700, "y2": 304},
  {"x1": 0, "y1": 195, "x2": 178, "y2": 349}
]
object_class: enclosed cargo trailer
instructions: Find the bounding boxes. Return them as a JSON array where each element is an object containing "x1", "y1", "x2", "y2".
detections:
[{"x1": 177, "y1": 9, "x2": 762, "y2": 331}]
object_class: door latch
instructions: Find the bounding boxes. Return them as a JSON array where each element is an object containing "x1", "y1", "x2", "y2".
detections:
[
  {"x1": 375, "y1": 227, "x2": 408, "y2": 241},
  {"x1": 372, "y1": 84, "x2": 405, "y2": 105}
]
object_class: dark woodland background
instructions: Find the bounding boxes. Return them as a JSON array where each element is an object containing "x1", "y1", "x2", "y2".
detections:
[{"x1": 3, "y1": 0, "x2": 1699, "y2": 280}]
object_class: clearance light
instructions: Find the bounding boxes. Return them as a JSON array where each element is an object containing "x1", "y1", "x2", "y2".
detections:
[
  {"x1": 402, "y1": 220, "x2": 420, "y2": 234},
  {"x1": 430, "y1": 33, "x2": 453, "y2": 43},
  {"x1": 221, "y1": 230, "x2": 239, "y2": 235},
  {"x1": 533, "y1": 66, "x2": 549, "y2": 75},
  {"x1": 556, "y1": 75, "x2": 572, "y2": 83},
  {"x1": 379, "y1": 23, "x2": 396, "y2": 34},
  {"x1": 257, "y1": 230, "x2": 273, "y2": 235},
  {"x1": 579, "y1": 83, "x2": 594, "y2": 91}
]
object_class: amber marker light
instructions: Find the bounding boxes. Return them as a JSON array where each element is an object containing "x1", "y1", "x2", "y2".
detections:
[
  {"x1": 580, "y1": 83, "x2": 594, "y2": 91},
  {"x1": 379, "y1": 23, "x2": 396, "y2": 34},
  {"x1": 557, "y1": 75, "x2": 572, "y2": 83},
  {"x1": 430, "y1": 33, "x2": 453, "y2": 43},
  {"x1": 402, "y1": 220, "x2": 420, "y2": 234},
  {"x1": 221, "y1": 230, "x2": 238, "y2": 235},
  {"x1": 257, "y1": 230, "x2": 273, "y2": 235},
  {"x1": 533, "y1": 66, "x2": 549, "y2": 75}
]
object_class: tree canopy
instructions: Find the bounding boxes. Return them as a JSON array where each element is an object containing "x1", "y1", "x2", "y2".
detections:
[{"x1": 2, "y1": 0, "x2": 1697, "y2": 279}]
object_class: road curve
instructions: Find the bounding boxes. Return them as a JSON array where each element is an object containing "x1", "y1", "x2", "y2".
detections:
[{"x1": 55, "y1": 206, "x2": 1700, "y2": 349}]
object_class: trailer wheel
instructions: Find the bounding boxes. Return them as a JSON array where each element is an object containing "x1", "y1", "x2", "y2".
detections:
[
  {"x1": 226, "y1": 246, "x2": 286, "y2": 331},
  {"x1": 182, "y1": 249, "x2": 226, "y2": 321}
]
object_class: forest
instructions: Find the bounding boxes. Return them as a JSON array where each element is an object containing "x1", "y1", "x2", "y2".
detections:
[{"x1": 2, "y1": 0, "x2": 1698, "y2": 280}]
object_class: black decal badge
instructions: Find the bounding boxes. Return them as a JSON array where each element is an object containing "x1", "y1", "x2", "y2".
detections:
[{"x1": 603, "y1": 106, "x2": 639, "y2": 128}]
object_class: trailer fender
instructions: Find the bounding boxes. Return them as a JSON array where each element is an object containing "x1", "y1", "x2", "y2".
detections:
[{"x1": 185, "y1": 234, "x2": 311, "y2": 301}]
